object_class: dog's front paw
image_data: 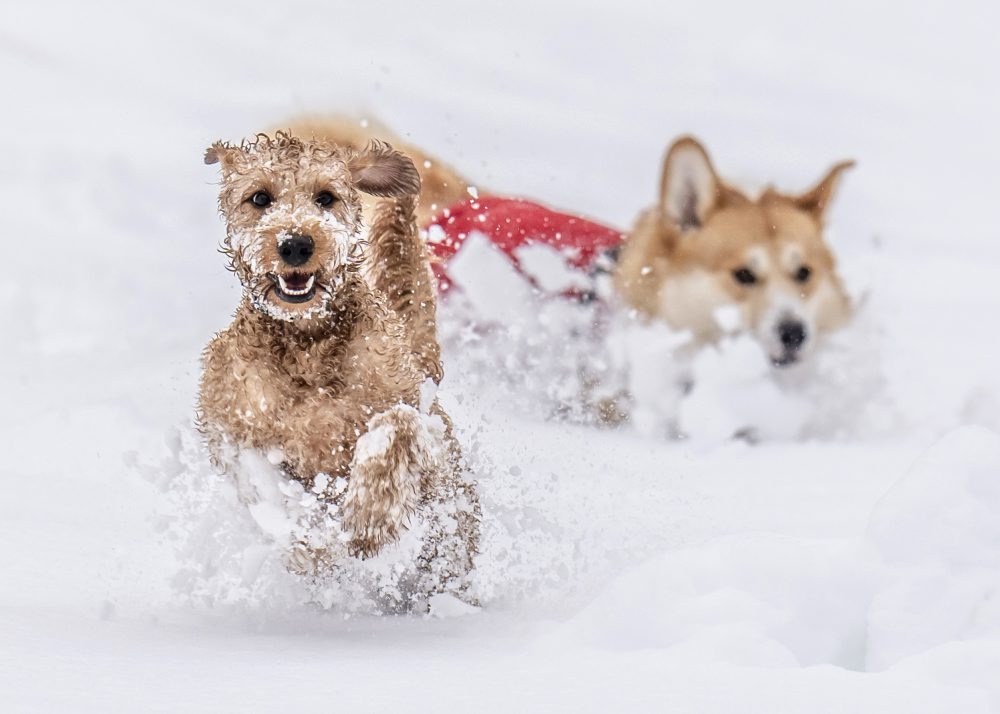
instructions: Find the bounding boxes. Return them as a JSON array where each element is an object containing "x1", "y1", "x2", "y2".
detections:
[
  {"x1": 345, "y1": 525, "x2": 395, "y2": 560},
  {"x1": 287, "y1": 541, "x2": 318, "y2": 575},
  {"x1": 342, "y1": 404, "x2": 432, "y2": 558},
  {"x1": 342, "y1": 485, "x2": 417, "y2": 559}
]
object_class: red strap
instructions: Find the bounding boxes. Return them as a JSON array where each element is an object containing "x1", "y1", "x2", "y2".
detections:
[{"x1": 425, "y1": 197, "x2": 623, "y2": 293}]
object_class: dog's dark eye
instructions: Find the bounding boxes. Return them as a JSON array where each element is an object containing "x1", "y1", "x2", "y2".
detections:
[
  {"x1": 315, "y1": 191, "x2": 337, "y2": 207},
  {"x1": 249, "y1": 191, "x2": 272, "y2": 208},
  {"x1": 732, "y1": 267, "x2": 758, "y2": 286},
  {"x1": 794, "y1": 265, "x2": 812, "y2": 283}
]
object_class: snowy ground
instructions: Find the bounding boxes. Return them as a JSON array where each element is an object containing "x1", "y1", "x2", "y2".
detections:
[{"x1": 3, "y1": 1, "x2": 1000, "y2": 711}]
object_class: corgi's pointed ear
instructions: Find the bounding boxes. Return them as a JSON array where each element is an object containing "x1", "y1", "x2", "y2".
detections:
[
  {"x1": 347, "y1": 141, "x2": 421, "y2": 197},
  {"x1": 794, "y1": 160, "x2": 855, "y2": 222},
  {"x1": 660, "y1": 137, "x2": 725, "y2": 230}
]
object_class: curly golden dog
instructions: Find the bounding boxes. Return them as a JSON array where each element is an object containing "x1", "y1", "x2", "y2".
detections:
[{"x1": 197, "y1": 132, "x2": 478, "y2": 607}]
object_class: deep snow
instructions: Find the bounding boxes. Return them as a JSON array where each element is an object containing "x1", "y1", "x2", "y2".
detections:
[{"x1": 3, "y1": 1, "x2": 1000, "y2": 711}]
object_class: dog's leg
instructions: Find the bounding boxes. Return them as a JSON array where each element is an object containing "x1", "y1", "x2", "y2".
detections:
[
  {"x1": 341, "y1": 403, "x2": 441, "y2": 558},
  {"x1": 410, "y1": 403, "x2": 481, "y2": 606},
  {"x1": 367, "y1": 195, "x2": 443, "y2": 383}
]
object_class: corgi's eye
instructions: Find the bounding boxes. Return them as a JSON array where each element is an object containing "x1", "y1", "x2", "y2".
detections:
[
  {"x1": 732, "y1": 267, "x2": 758, "y2": 286},
  {"x1": 315, "y1": 191, "x2": 338, "y2": 207},
  {"x1": 794, "y1": 265, "x2": 812, "y2": 283},
  {"x1": 249, "y1": 191, "x2": 272, "y2": 208}
]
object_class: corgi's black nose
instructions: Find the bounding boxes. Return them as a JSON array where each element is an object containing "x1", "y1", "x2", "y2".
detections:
[
  {"x1": 278, "y1": 234, "x2": 314, "y2": 266},
  {"x1": 778, "y1": 320, "x2": 807, "y2": 351}
]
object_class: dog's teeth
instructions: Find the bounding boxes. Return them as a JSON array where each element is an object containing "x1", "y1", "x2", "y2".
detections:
[{"x1": 277, "y1": 274, "x2": 315, "y2": 297}]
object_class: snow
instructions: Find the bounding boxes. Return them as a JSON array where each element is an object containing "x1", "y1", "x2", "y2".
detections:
[
  {"x1": 866, "y1": 427, "x2": 1000, "y2": 675},
  {"x1": 515, "y1": 242, "x2": 593, "y2": 293},
  {"x1": 4, "y1": 0, "x2": 1000, "y2": 711}
]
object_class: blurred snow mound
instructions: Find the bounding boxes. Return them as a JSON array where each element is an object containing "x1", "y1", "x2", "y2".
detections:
[
  {"x1": 537, "y1": 426, "x2": 1000, "y2": 705},
  {"x1": 547, "y1": 534, "x2": 874, "y2": 670},
  {"x1": 865, "y1": 426, "x2": 1000, "y2": 677}
]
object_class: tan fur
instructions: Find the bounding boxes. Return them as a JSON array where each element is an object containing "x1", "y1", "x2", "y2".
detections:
[
  {"x1": 281, "y1": 116, "x2": 475, "y2": 226},
  {"x1": 197, "y1": 132, "x2": 478, "y2": 586},
  {"x1": 367, "y1": 193, "x2": 442, "y2": 383},
  {"x1": 342, "y1": 404, "x2": 436, "y2": 557},
  {"x1": 616, "y1": 136, "x2": 854, "y2": 365}
]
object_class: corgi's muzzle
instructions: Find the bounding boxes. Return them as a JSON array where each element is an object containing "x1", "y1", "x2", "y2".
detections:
[{"x1": 772, "y1": 319, "x2": 808, "y2": 367}]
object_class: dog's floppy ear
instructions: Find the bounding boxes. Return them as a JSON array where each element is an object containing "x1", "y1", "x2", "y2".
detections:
[
  {"x1": 793, "y1": 160, "x2": 855, "y2": 222},
  {"x1": 659, "y1": 136, "x2": 728, "y2": 231},
  {"x1": 204, "y1": 142, "x2": 237, "y2": 170},
  {"x1": 347, "y1": 141, "x2": 421, "y2": 197}
]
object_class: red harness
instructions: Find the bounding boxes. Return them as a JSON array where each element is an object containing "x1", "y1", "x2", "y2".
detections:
[{"x1": 425, "y1": 197, "x2": 624, "y2": 296}]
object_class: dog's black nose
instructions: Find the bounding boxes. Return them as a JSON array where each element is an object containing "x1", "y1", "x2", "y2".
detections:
[
  {"x1": 278, "y1": 234, "x2": 314, "y2": 266},
  {"x1": 777, "y1": 320, "x2": 808, "y2": 351}
]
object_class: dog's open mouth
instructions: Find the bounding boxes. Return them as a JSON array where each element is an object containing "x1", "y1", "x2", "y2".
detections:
[
  {"x1": 771, "y1": 353, "x2": 799, "y2": 368},
  {"x1": 272, "y1": 271, "x2": 317, "y2": 304}
]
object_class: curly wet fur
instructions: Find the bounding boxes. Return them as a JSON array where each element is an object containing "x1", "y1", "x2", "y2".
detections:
[
  {"x1": 197, "y1": 132, "x2": 478, "y2": 601},
  {"x1": 280, "y1": 116, "x2": 476, "y2": 226}
]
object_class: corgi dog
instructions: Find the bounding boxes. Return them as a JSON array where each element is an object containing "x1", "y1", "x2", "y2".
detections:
[{"x1": 615, "y1": 138, "x2": 854, "y2": 367}]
